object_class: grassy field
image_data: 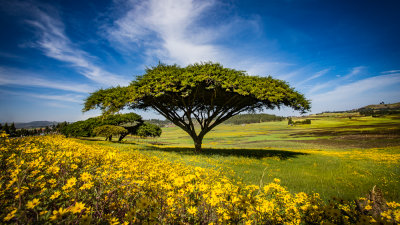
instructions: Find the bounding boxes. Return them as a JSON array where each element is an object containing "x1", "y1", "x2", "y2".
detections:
[{"x1": 78, "y1": 113, "x2": 400, "y2": 202}]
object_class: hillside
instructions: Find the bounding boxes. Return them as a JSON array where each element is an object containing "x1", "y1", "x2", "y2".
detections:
[
  {"x1": 14, "y1": 121, "x2": 58, "y2": 129},
  {"x1": 358, "y1": 102, "x2": 400, "y2": 110}
]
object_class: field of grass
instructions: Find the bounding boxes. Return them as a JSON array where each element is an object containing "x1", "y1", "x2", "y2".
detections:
[{"x1": 79, "y1": 113, "x2": 400, "y2": 202}]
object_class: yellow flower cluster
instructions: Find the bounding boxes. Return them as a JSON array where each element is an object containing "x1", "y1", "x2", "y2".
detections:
[{"x1": 1, "y1": 132, "x2": 399, "y2": 224}]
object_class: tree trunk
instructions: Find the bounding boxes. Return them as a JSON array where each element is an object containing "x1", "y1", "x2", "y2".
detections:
[
  {"x1": 194, "y1": 139, "x2": 202, "y2": 153},
  {"x1": 107, "y1": 136, "x2": 112, "y2": 141},
  {"x1": 118, "y1": 133, "x2": 128, "y2": 142}
]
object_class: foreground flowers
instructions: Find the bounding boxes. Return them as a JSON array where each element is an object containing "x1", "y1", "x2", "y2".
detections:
[{"x1": 0, "y1": 132, "x2": 399, "y2": 224}]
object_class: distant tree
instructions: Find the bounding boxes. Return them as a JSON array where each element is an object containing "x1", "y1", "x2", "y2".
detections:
[
  {"x1": 44, "y1": 126, "x2": 51, "y2": 134},
  {"x1": 9, "y1": 123, "x2": 16, "y2": 136},
  {"x1": 0, "y1": 123, "x2": 2, "y2": 132},
  {"x1": 136, "y1": 122, "x2": 162, "y2": 138},
  {"x1": 18, "y1": 128, "x2": 28, "y2": 137},
  {"x1": 101, "y1": 113, "x2": 144, "y2": 141},
  {"x1": 93, "y1": 125, "x2": 127, "y2": 141},
  {"x1": 84, "y1": 62, "x2": 310, "y2": 153},
  {"x1": 56, "y1": 122, "x2": 69, "y2": 134},
  {"x1": 224, "y1": 113, "x2": 284, "y2": 125},
  {"x1": 62, "y1": 113, "x2": 148, "y2": 141},
  {"x1": 3, "y1": 123, "x2": 9, "y2": 134},
  {"x1": 62, "y1": 118, "x2": 100, "y2": 137},
  {"x1": 288, "y1": 117, "x2": 294, "y2": 125}
]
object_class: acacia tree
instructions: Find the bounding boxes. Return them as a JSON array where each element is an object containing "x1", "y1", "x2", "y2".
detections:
[{"x1": 84, "y1": 62, "x2": 310, "y2": 153}]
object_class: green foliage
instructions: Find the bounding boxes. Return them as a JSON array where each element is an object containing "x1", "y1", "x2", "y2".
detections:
[
  {"x1": 93, "y1": 125, "x2": 128, "y2": 141},
  {"x1": 294, "y1": 119, "x2": 311, "y2": 125},
  {"x1": 62, "y1": 118, "x2": 100, "y2": 137},
  {"x1": 62, "y1": 113, "x2": 144, "y2": 139},
  {"x1": 61, "y1": 113, "x2": 161, "y2": 142},
  {"x1": 84, "y1": 62, "x2": 310, "y2": 152},
  {"x1": 3, "y1": 123, "x2": 10, "y2": 134},
  {"x1": 224, "y1": 113, "x2": 284, "y2": 125},
  {"x1": 83, "y1": 86, "x2": 129, "y2": 115},
  {"x1": 288, "y1": 118, "x2": 311, "y2": 125},
  {"x1": 288, "y1": 117, "x2": 294, "y2": 125},
  {"x1": 136, "y1": 122, "x2": 162, "y2": 138}
]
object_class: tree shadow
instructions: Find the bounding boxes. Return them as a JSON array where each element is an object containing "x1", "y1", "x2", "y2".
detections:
[
  {"x1": 75, "y1": 137, "x2": 308, "y2": 160},
  {"x1": 142, "y1": 146, "x2": 308, "y2": 160}
]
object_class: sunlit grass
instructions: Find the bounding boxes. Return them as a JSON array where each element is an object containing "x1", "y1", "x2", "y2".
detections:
[{"x1": 79, "y1": 114, "x2": 400, "y2": 202}]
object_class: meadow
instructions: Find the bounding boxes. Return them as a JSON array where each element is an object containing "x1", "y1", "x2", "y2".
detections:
[
  {"x1": 2, "y1": 113, "x2": 400, "y2": 224},
  {"x1": 89, "y1": 113, "x2": 400, "y2": 202}
]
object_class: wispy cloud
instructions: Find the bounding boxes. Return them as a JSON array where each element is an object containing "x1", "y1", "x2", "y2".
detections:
[
  {"x1": 307, "y1": 66, "x2": 365, "y2": 94},
  {"x1": 106, "y1": 0, "x2": 266, "y2": 68},
  {"x1": 381, "y1": 70, "x2": 400, "y2": 74},
  {"x1": 107, "y1": 0, "x2": 222, "y2": 65},
  {"x1": 17, "y1": 2, "x2": 129, "y2": 86},
  {"x1": 296, "y1": 68, "x2": 330, "y2": 86},
  {"x1": 0, "y1": 67, "x2": 93, "y2": 93},
  {"x1": 341, "y1": 66, "x2": 365, "y2": 80},
  {"x1": 310, "y1": 72, "x2": 400, "y2": 112},
  {"x1": 0, "y1": 89, "x2": 84, "y2": 103}
]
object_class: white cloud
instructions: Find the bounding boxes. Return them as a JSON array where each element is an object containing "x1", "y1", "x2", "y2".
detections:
[
  {"x1": 381, "y1": 70, "x2": 400, "y2": 74},
  {"x1": 107, "y1": 0, "x2": 222, "y2": 65},
  {"x1": 342, "y1": 66, "x2": 365, "y2": 80},
  {"x1": 296, "y1": 68, "x2": 330, "y2": 86},
  {"x1": 0, "y1": 67, "x2": 93, "y2": 93},
  {"x1": 0, "y1": 89, "x2": 84, "y2": 103},
  {"x1": 307, "y1": 66, "x2": 365, "y2": 95},
  {"x1": 22, "y1": 2, "x2": 129, "y2": 86},
  {"x1": 310, "y1": 73, "x2": 400, "y2": 112},
  {"x1": 106, "y1": 0, "x2": 274, "y2": 71}
]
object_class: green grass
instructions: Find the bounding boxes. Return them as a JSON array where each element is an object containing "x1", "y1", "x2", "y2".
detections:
[{"x1": 77, "y1": 113, "x2": 400, "y2": 202}]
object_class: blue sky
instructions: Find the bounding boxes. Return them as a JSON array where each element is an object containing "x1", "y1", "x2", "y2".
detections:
[{"x1": 0, "y1": 0, "x2": 399, "y2": 122}]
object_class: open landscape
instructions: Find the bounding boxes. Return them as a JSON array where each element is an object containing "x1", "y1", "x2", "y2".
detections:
[
  {"x1": 2, "y1": 109, "x2": 400, "y2": 224},
  {"x1": 2, "y1": 1, "x2": 400, "y2": 224},
  {"x1": 81, "y1": 111, "x2": 400, "y2": 202}
]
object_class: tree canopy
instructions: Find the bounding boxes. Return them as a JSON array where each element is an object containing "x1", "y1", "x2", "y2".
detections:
[
  {"x1": 93, "y1": 125, "x2": 128, "y2": 141},
  {"x1": 62, "y1": 113, "x2": 145, "y2": 141},
  {"x1": 84, "y1": 62, "x2": 310, "y2": 152},
  {"x1": 136, "y1": 122, "x2": 162, "y2": 138}
]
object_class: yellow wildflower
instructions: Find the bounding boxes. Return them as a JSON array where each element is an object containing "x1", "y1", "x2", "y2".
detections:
[
  {"x1": 26, "y1": 198, "x2": 40, "y2": 209},
  {"x1": 50, "y1": 191, "x2": 60, "y2": 200},
  {"x1": 70, "y1": 202, "x2": 86, "y2": 214},
  {"x1": 3, "y1": 209, "x2": 17, "y2": 222},
  {"x1": 62, "y1": 177, "x2": 77, "y2": 190},
  {"x1": 187, "y1": 206, "x2": 197, "y2": 216},
  {"x1": 50, "y1": 207, "x2": 68, "y2": 221},
  {"x1": 80, "y1": 172, "x2": 92, "y2": 182},
  {"x1": 80, "y1": 181, "x2": 94, "y2": 190}
]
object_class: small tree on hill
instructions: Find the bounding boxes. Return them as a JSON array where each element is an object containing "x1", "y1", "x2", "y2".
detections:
[
  {"x1": 93, "y1": 125, "x2": 128, "y2": 141},
  {"x1": 84, "y1": 62, "x2": 310, "y2": 153}
]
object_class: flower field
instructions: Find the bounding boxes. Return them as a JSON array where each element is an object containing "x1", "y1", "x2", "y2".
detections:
[{"x1": 1, "y1": 133, "x2": 400, "y2": 224}]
